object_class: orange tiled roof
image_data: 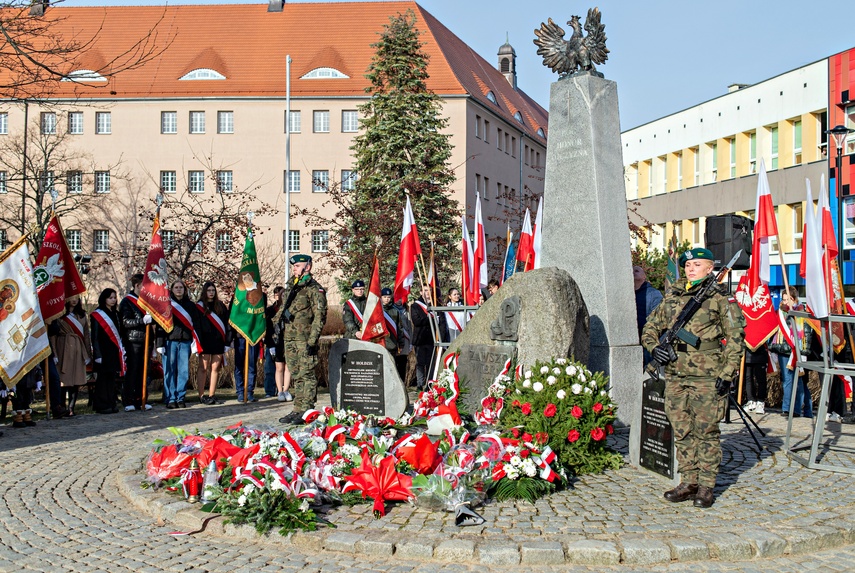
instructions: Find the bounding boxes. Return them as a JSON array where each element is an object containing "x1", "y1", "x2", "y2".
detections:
[{"x1": 10, "y1": 2, "x2": 546, "y2": 136}]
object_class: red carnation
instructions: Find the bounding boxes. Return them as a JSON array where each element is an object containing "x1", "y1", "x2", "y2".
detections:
[
  {"x1": 606, "y1": 424, "x2": 614, "y2": 435},
  {"x1": 511, "y1": 427, "x2": 520, "y2": 438},
  {"x1": 534, "y1": 432, "x2": 549, "y2": 444},
  {"x1": 543, "y1": 403, "x2": 557, "y2": 418},
  {"x1": 483, "y1": 396, "x2": 496, "y2": 409},
  {"x1": 522, "y1": 432, "x2": 533, "y2": 443},
  {"x1": 567, "y1": 429, "x2": 580, "y2": 443},
  {"x1": 521, "y1": 403, "x2": 532, "y2": 415},
  {"x1": 593, "y1": 402, "x2": 603, "y2": 414},
  {"x1": 520, "y1": 449, "x2": 530, "y2": 459},
  {"x1": 512, "y1": 399, "x2": 521, "y2": 408},
  {"x1": 591, "y1": 427, "x2": 606, "y2": 441},
  {"x1": 571, "y1": 405, "x2": 583, "y2": 419}
]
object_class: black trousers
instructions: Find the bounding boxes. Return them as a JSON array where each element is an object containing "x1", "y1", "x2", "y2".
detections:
[
  {"x1": 744, "y1": 363, "x2": 768, "y2": 403},
  {"x1": 123, "y1": 341, "x2": 146, "y2": 408}
]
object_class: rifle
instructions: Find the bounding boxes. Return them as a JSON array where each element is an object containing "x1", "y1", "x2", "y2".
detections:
[{"x1": 646, "y1": 250, "x2": 742, "y2": 379}]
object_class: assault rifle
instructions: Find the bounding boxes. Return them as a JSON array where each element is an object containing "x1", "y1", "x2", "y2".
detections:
[{"x1": 646, "y1": 250, "x2": 742, "y2": 379}]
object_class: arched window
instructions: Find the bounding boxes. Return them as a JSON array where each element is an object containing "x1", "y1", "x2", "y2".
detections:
[
  {"x1": 500, "y1": 58, "x2": 510, "y2": 73},
  {"x1": 536, "y1": 128, "x2": 545, "y2": 138},
  {"x1": 180, "y1": 68, "x2": 226, "y2": 80},
  {"x1": 63, "y1": 69, "x2": 107, "y2": 82},
  {"x1": 300, "y1": 67, "x2": 349, "y2": 79},
  {"x1": 514, "y1": 111, "x2": 524, "y2": 124},
  {"x1": 486, "y1": 91, "x2": 497, "y2": 104}
]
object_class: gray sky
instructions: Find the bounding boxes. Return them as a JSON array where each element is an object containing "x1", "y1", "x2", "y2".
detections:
[{"x1": 63, "y1": 0, "x2": 852, "y2": 130}]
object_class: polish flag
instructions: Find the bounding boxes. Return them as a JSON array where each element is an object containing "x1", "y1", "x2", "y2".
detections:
[
  {"x1": 516, "y1": 208, "x2": 533, "y2": 270},
  {"x1": 817, "y1": 175, "x2": 846, "y2": 351},
  {"x1": 801, "y1": 179, "x2": 828, "y2": 318},
  {"x1": 529, "y1": 196, "x2": 543, "y2": 271},
  {"x1": 461, "y1": 216, "x2": 475, "y2": 305},
  {"x1": 359, "y1": 256, "x2": 388, "y2": 343},
  {"x1": 393, "y1": 196, "x2": 421, "y2": 304},
  {"x1": 472, "y1": 194, "x2": 488, "y2": 303},
  {"x1": 425, "y1": 243, "x2": 437, "y2": 294},
  {"x1": 751, "y1": 160, "x2": 778, "y2": 288}
]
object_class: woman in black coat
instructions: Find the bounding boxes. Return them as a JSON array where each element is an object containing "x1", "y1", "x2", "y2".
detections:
[{"x1": 90, "y1": 288, "x2": 122, "y2": 414}]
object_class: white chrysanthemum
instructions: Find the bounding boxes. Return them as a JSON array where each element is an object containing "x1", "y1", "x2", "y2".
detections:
[
  {"x1": 552, "y1": 367, "x2": 561, "y2": 375},
  {"x1": 556, "y1": 358, "x2": 567, "y2": 365},
  {"x1": 506, "y1": 445, "x2": 519, "y2": 455},
  {"x1": 571, "y1": 383, "x2": 583, "y2": 395},
  {"x1": 317, "y1": 414, "x2": 327, "y2": 423},
  {"x1": 308, "y1": 436, "x2": 327, "y2": 456},
  {"x1": 505, "y1": 466, "x2": 520, "y2": 480},
  {"x1": 546, "y1": 375, "x2": 556, "y2": 385},
  {"x1": 300, "y1": 499, "x2": 310, "y2": 512},
  {"x1": 579, "y1": 374, "x2": 586, "y2": 383},
  {"x1": 584, "y1": 387, "x2": 592, "y2": 394},
  {"x1": 522, "y1": 459, "x2": 538, "y2": 477},
  {"x1": 589, "y1": 380, "x2": 597, "y2": 387},
  {"x1": 510, "y1": 455, "x2": 523, "y2": 466},
  {"x1": 244, "y1": 483, "x2": 255, "y2": 495},
  {"x1": 556, "y1": 389, "x2": 566, "y2": 400},
  {"x1": 533, "y1": 382, "x2": 544, "y2": 392},
  {"x1": 566, "y1": 366, "x2": 577, "y2": 377},
  {"x1": 270, "y1": 479, "x2": 287, "y2": 491},
  {"x1": 341, "y1": 444, "x2": 360, "y2": 458},
  {"x1": 238, "y1": 494, "x2": 247, "y2": 507},
  {"x1": 600, "y1": 390, "x2": 608, "y2": 396},
  {"x1": 524, "y1": 370, "x2": 532, "y2": 379},
  {"x1": 522, "y1": 380, "x2": 531, "y2": 388},
  {"x1": 540, "y1": 366, "x2": 549, "y2": 374},
  {"x1": 515, "y1": 389, "x2": 522, "y2": 394}
]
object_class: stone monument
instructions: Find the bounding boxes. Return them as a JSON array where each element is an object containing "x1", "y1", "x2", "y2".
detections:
[{"x1": 328, "y1": 338, "x2": 408, "y2": 419}]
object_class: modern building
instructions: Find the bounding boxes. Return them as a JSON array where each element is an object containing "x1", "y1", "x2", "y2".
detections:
[
  {"x1": 0, "y1": 1, "x2": 547, "y2": 300},
  {"x1": 624, "y1": 46, "x2": 855, "y2": 292}
]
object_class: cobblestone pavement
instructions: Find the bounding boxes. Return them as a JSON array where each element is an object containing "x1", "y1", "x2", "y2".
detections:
[{"x1": 3, "y1": 393, "x2": 855, "y2": 572}]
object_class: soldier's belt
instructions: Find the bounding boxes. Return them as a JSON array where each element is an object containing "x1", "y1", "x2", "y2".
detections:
[{"x1": 675, "y1": 340, "x2": 721, "y2": 353}]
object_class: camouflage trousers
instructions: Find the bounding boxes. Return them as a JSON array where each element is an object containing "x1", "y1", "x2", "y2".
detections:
[
  {"x1": 664, "y1": 375, "x2": 727, "y2": 488},
  {"x1": 284, "y1": 340, "x2": 319, "y2": 411}
]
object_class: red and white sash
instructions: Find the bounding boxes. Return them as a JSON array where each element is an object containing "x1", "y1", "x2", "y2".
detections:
[
  {"x1": 445, "y1": 303, "x2": 465, "y2": 332},
  {"x1": 345, "y1": 299, "x2": 364, "y2": 326},
  {"x1": 172, "y1": 300, "x2": 202, "y2": 354},
  {"x1": 92, "y1": 309, "x2": 127, "y2": 375},
  {"x1": 197, "y1": 301, "x2": 226, "y2": 341},
  {"x1": 62, "y1": 314, "x2": 84, "y2": 339},
  {"x1": 413, "y1": 300, "x2": 431, "y2": 316},
  {"x1": 124, "y1": 292, "x2": 144, "y2": 312},
  {"x1": 383, "y1": 310, "x2": 397, "y2": 338}
]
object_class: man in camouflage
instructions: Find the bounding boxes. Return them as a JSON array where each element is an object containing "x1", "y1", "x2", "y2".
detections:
[
  {"x1": 276, "y1": 254, "x2": 328, "y2": 425},
  {"x1": 641, "y1": 247, "x2": 745, "y2": 508}
]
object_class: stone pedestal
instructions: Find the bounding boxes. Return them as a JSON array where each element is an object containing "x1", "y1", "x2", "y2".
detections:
[{"x1": 540, "y1": 73, "x2": 643, "y2": 426}]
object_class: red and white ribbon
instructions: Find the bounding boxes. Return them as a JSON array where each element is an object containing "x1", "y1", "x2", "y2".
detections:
[
  {"x1": 345, "y1": 299, "x2": 364, "y2": 326},
  {"x1": 62, "y1": 314, "x2": 85, "y2": 339},
  {"x1": 197, "y1": 301, "x2": 227, "y2": 341},
  {"x1": 91, "y1": 309, "x2": 127, "y2": 376},
  {"x1": 172, "y1": 300, "x2": 202, "y2": 354}
]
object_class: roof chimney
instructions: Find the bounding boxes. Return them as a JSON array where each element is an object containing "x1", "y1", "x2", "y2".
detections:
[
  {"x1": 29, "y1": 0, "x2": 48, "y2": 17},
  {"x1": 727, "y1": 83, "x2": 750, "y2": 93},
  {"x1": 268, "y1": 0, "x2": 283, "y2": 12}
]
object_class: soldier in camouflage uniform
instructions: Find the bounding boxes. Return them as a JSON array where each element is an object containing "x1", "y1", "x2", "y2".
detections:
[
  {"x1": 275, "y1": 254, "x2": 328, "y2": 425},
  {"x1": 641, "y1": 247, "x2": 745, "y2": 508}
]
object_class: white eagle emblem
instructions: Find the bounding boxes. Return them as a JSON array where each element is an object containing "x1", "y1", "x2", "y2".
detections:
[
  {"x1": 147, "y1": 258, "x2": 168, "y2": 286},
  {"x1": 735, "y1": 282, "x2": 770, "y2": 312}
]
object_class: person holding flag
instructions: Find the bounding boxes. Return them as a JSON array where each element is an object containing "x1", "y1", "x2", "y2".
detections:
[
  {"x1": 119, "y1": 274, "x2": 154, "y2": 411},
  {"x1": 275, "y1": 254, "x2": 327, "y2": 425},
  {"x1": 342, "y1": 280, "x2": 367, "y2": 339},
  {"x1": 380, "y1": 287, "x2": 406, "y2": 379},
  {"x1": 156, "y1": 280, "x2": 201, "y2": 409}
]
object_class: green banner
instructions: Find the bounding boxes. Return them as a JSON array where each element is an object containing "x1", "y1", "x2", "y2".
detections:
[{"x1": 228, "y1": 229, "x2": 266, "y2": 345}]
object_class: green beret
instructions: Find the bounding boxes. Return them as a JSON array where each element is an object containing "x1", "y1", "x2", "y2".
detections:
[
  {"x1": 678, "y1": 248, "x2": 714, "y2": 267},
  {"x1": 289, "y1": 254, "x2": 312, "y2": 264}
]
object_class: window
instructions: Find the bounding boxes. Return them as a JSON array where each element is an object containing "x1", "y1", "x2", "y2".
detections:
[
  {"x1": 162, "y1": 229, "x2": 175, "y2": 252},
  {"x1": 215, "y1": 231, "x2": 232, "y2": 252},
  {"x1": 793, "y1": 120, "x2": 802, "y2": 164},
  {"x1": 311, "y1": 230, "x2": 329, "y2": 253},
  {"x1": 341, "y1": 170, "x2": 356, "y2": 192},
  {"x1": 535, "y1": 151, "x2": 541, "y2": 167},
  {"x1": 95, "y1": 112, "x2": 111, "y2": 134},
  {"x1": 658, "y1": 156, "x2": 666, "y2": 194},
  {"x1": 482, "y1": 176, "x2": 489, "y2": 199},
  {"x1": 0, "y1": 171, "x2": 5, "y2": 194},
  {"x1": 93, "y1": 230, "x2": 109, "y2": 252},
  {"x1": 286, "y1": 170, "x2": 300, "y2": 193},
  {"x1": 475, "y1": 174, "x2": 481, "y2": 196},
  {"x1": 161, "y1": 111, "x2": 177, "y2": 134},
  {"x1": 729, "y1": 138, "x2": 736, "y2": 178},
  {"x1": 313, "y1": 111, "x2": 329, "y2": 133},
  {"x1": 505, "y1": 133, "x2": 511, "y2": 154},
  {"x1": 300, "y1": 67, "x2": 349, "y2": 79},
  {"x1": 690, "y1": 219, "x2": 700, "y2": 246},
  {"x1": 770, "y1": 126, "x2": 779, "y2": 169},
  {"x1": 495, "y1": 181, "x2": 501, "y2": 201},
  {"x1": 793, "y1": 203, "x2": 803, "y2": 251},
  {"x1": 484, "y1": 120, "x2": 490, "y2": 143},
  {"x1": 284, "y1": 230, "x2": 300, "y2": 252},
  {"x1": 179, "y1": 68, "x2": 226, "y2": 80},
  {"x1": 676, "y1": 152, "x2": 683, "y2": 189},
  {"x1": 39, "y1": 171, "x2": 54, "y2": 194},
  {"x1": 0, "y1": 112, "x2": 7, "y2": 134},
  {"x1": 692, "y1": 147, "x2": 700, "y2": 186},
  {"x1": 475, "y1": 115, "x2": 481, "y2": 139},
  {"x1": 189, "y1": 111, "x2": 205, "y2": 134},
  {"x1": 341, "y1": 110, "x2": 358, "y2": 133},
  {"x1": 312, "y1": 170, "x2": 329, "y2": 192},
  {"x1": 66, "y1": 229, "x2": 81, "y2": 252},
  {"x1": 497, "y1": 128, "x2": 503, "y2": 151},
  {"x1": 536, "y1": 127, "x2": 545, "y2": 138},
  {"x1": 217, "y1": 111, "x2": 234, "y2": 134},
  {"x1": 486, "y1": 91, "x2": 497, "y2": 104},
  {"x1": 160, "y1": 171, "x2": 177, "y2": 194},
  {"x1": 41, "y1": 112, "x2": 56, "y2": 134},
  {"x1": 511, "y1": 136, "x2": 516, "y2": 157},
  {"x1": 711, "y1": 142, "x2": 718, "y2": 181},
  {"x1": 68, "y1": 112, "x2": 83, "y2": 134},
  {"x1": 189, "y1": 231, "x2": 203, "y2": 253},
  {"x1": 66, "y1": 171, "x2": 82, "y2": 194},
  {"x1": 846, "y1": 105, "x2": 855, "y2": 154},
  {"x1": 287, "y1": 110, "x2": 301, "y2": 133},
  {"x1": 189, "y1": 170, "x2": 205, "y2": 193},
  {"x1": 95, "y1": 171, "x2": 110, "y2": 194},
  {"x1": 514, "y1": 111, "x2": 524, "y2": 124},
  {"x1": 524, "y1": 144, "x2": 529, "y2": 165},
  {"x1": 216, "y1": 170, "x2": 233, "y2": 193},
  {"x1": 64, "y1": 69, "x2": 106, "y2": 82}
]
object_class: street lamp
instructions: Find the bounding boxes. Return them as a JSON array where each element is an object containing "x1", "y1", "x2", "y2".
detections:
[{"x1": 827, "y1": 124, "x2": 854, "y2": 272}]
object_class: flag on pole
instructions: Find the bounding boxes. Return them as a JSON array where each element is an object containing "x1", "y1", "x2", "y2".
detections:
[
  {"x1": 393, "y1": 196, "x2": 421, "y2": 304},
  {"x1": 665, "y1": 229, "x2": 680, "y2": 289},
  {"x1": 529, "y1": 196, "x2": 543, "y2": 271},
  {"x1": 0, "y1": 237, "x2": 52, "y2": 386},
  {"x1": 516, "y1": 208, "x2": 533, "y2": 270},
  {"x1": 817, "y1": 175, "x2": 846, "y2": 351},
  {"x1": 461, "y1": 215, "x2": 475, "y2": 305},
  {"x1": 360, "y1": 255, "x2": 388, "y2": 343},
  {"x1": 734, "y1": 160, "x2": 779, "y2": 351},
  {"x1": 229, "y1": 226, "x2": 266, "y2": 344},
  {"x1": 425, "y1": 242, "x2": 438, "y2": 295},
  {"x1": 138, "y1": 208, "x2": 173, "y2": 332},
  {"x1": 472, "y1": 193, "x2": 488, "y2": 303},
  {"x1": 501, "y1": 224, "x2": 515, "y2": 285},
  {"x1": 801, "y1": 179, "x2": 828, "y2": 318},
  {"x1": 33, "y1": 212, "x2": 86, "y2": 323}
]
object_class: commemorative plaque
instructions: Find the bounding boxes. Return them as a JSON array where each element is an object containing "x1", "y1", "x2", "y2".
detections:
[
  {"x1": 638, "y1": 376, "x2": 674, "y2": 479},
  {"x1": 454, "y1": 344, "x2": 516, "y2": 414},
  {"x1": 328, "y1": 338, "x2": 408, "y2": 418}
]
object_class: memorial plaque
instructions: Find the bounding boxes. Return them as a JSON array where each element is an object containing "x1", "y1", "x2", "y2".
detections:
[
  {"x1": 340, "y1": 349, "x2": 385, "y2": 416},
  {"x1": 454, "y1": 344, "x2": 515, "y2": 414},
  {"x1": 639, "y1": 376, "x2": 674, "y2": 479}
]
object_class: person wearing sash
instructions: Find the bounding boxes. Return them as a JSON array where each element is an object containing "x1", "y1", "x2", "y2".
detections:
[
  {"x1": 411, "y1": 285, "x2": 446, "y2": 391},
  {"x1": 380, "y1": 287, "x2": 406, "y2": 379},
  {"x1": 156, "y1": 280, "x2": 200, "y2": 409},
  {"x1": 119, "y1": 273, "x2": 153, "y2": 411},
  {"x1": 444, "y1": 288, "x2": 465, "y2": 343},
  {"x1": 51, "y1": 295, "x2": 92, "y2": 417},
  {"x1": 196, "y1": 281, "x2": 230, "y2": 405},
  {"x1": 768, "y1": 287, "x2": 813, "y2": 418},
  {"x1": 342, "y1": 279, "x2": 366, "y2": 339},
  {"x1": 91, "y1": 288, "x2": 123, "y2": 414}
]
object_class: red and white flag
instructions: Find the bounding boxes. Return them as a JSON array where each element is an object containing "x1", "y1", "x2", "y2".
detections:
[
  {"x1": 801, "y1": 179, "x2": 828, "y2": 318},
  {"x1": 817, "y1": 175, "x2": 846, "y2": 351},
  {"x1": 34, "y1": 212, "x2": 86, "y2": 323},
  {"x1": 472, "y1": 193, "x2": 488, "y2": 303},
  {"x1": 393, "y1": 196, "x2": 421, "y2": 304},
  {"x1": 359, "y1": 256, "x2": 388, "y2": 343},
  {"x1": 138, "y1": 209, "x2": 173, "y2": 332},
  {"x1": 461, "y1": 215, "x2": 475, "y2": 305},
  {"x1": 516, "y1": 208, "x2": 533, "y2": 270},
  {"x1": 529, "y1": 196, "x2": 543, "y2": 271},
  {"x1": 425, "y1": 243, "x2": 437, "y2": 295}
]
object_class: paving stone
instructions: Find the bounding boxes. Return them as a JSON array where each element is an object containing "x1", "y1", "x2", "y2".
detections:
[
  {"x1": 433, "y1": 540, "x2": 475, "y2": 562},
  {"x1": 564, "y1": 540, "x2": 620, "y2": 565},
  {"x1": 395, "y1": 541, "x2": 435, "y2": 560},
  {"x1": 743, "y1": 529, "x2": 787, "y2": 558},
  {"x1": 620, "y1": 538, "x2": 670, "y2": 564},
  {"x1": 324, "y1": 532, "x2": 363, "y2": 553},
  {"x1": 519, "y1": 541, "x2": 564, "y2": 565},
  {"x1": 666, "y1": 537, "x2": 709, "y2": 561}
]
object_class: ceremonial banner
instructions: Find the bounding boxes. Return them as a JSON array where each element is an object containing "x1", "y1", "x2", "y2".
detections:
[
  {"x1": 501, "y1": 225, "x2": 515, "y2": 285},
  {"x1": 359, "y1": 256, "x2": 388, "y2": 343},
  {"x1": 461, "y1": 216, "x2": 475, "y2": 305},
  {"x1": 0, "y1": 237, "x2": 52, "y2": 385},
  {"x1": 472, "y1": 194, "x2": 488, "y2": 302},
  {"x1": 229, "y1": 227, "x2": 266, "y2": 345},
  {"x1": 34, "y1": 212, "x2": 86, "y2": 323},
  {"x1": 817, "y1": 176, "x2": 846, "y2": 352},
  {"x1": 735, "y1": 275, "x2": 779, "y2": 351},
  {"x1": 800, "y1": 180, "x2": 828, "y2": 318},
  {"x1": 393, "y1": 196, "x2": 421, "y2": 304},
  {"x1": 138, "y1": 209, "x2": 173, "y2": 332}
]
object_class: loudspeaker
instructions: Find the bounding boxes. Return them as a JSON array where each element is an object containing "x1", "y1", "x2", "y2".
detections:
[{"x1": 704, "y1": 214, "x2": 752, "y2": 270}]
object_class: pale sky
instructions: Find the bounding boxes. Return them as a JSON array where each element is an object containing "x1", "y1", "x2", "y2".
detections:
[{"x1": 62, "y1": 0, "x2": 852, "y2": 130}]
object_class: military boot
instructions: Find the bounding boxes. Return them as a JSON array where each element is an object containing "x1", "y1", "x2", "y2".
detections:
[
  {"x1": 23, "y1": 409, "x2": 36, "y2": 427},
  {"x1": 693, "y1": 486, "x2": 715, "y2": 508},
  {"x1": 12, "y1": 410, "x2": 25, "y2": 428},
  {"x1": 663, "y1": 482, "x2": 698, "y2": 502}
]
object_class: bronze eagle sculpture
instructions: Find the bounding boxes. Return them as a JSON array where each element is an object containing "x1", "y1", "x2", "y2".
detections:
[{"x1": 533, "y1": 8, "x2": 609, "y2": 77}]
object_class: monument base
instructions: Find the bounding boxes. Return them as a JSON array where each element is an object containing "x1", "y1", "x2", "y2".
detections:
[{"x1": 588, "y1": 343, "x2": 643, "y2": 428}]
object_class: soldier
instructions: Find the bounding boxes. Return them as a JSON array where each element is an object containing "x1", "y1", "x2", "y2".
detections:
[
  {"x1": 641, "y1": 248, "x2": 745, "y2": 508},
  {"x1": 276, "y1": 254, "x2": 327, "y2": 425},
  {"x1": 342, "y1": 279, "x2": 366, "y2": 338}
]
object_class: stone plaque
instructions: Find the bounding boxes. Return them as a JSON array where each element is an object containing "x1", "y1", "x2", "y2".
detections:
[
  {"x1": 639, "y1": 376, "x2": 674, "y2": 479},
  {"x1": 454, "y1": 344, "x2": 516, "y2": 414},
  {"x1": 340, "y1": 350, "x2": 385, "y2": 416}
]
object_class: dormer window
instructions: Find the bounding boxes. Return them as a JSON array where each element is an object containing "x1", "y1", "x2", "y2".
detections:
[
  {"x1": 514, "y1": 111, "x2": 524, "y2": 124},
  {"x1": 301, "y1": 67, "x2": 349, "y2": 79},
  {"x1": 180, "y1": 68, "x2": 226, "y2": 80},
  {"x1": 536, "y1": 128, "x2": 545, "y2": 138},
  {"x1": 486, "y1": 91, "x2": 497, "y2": 104},
  {"x1": 63, "y1": 70, "x2": 107, "y2": 82}
]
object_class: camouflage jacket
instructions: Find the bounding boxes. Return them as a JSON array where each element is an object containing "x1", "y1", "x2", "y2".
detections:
[
  {"x1": 641, "y1": 277, "x2": 745, "y2": 379},
  {"x1": 280, "y1": 274, "x2": 327, "y2": 346}
]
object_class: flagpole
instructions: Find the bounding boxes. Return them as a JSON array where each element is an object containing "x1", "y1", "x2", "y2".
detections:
[
  {"x1": 141, "y1": 324, "x2": 150, "y2": 408},
  {"x1": 243, "y1": 335, "x2": 249, "y2": 404},
  {"x1": 43, "y1": 356, "x2": 51, "y2": 420}
]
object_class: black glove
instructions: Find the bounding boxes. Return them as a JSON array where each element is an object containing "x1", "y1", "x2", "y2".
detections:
[
  {"x1": 652, "y1": 343, "x2": 676, "y2": 364},
  {"x1": 282, "y1": 309, "x2": 294, "y2": 323},
  {"x1": 715, "y1": 377, "x2": 731, "y2": 396},
  {"x1": 305, "y1": 343, "x2": 318, "y2": 356}
]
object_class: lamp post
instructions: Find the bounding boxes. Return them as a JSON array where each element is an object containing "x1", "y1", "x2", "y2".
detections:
[{"x1": 827, "y1": 124, "x2": 854, "y2": 274}]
